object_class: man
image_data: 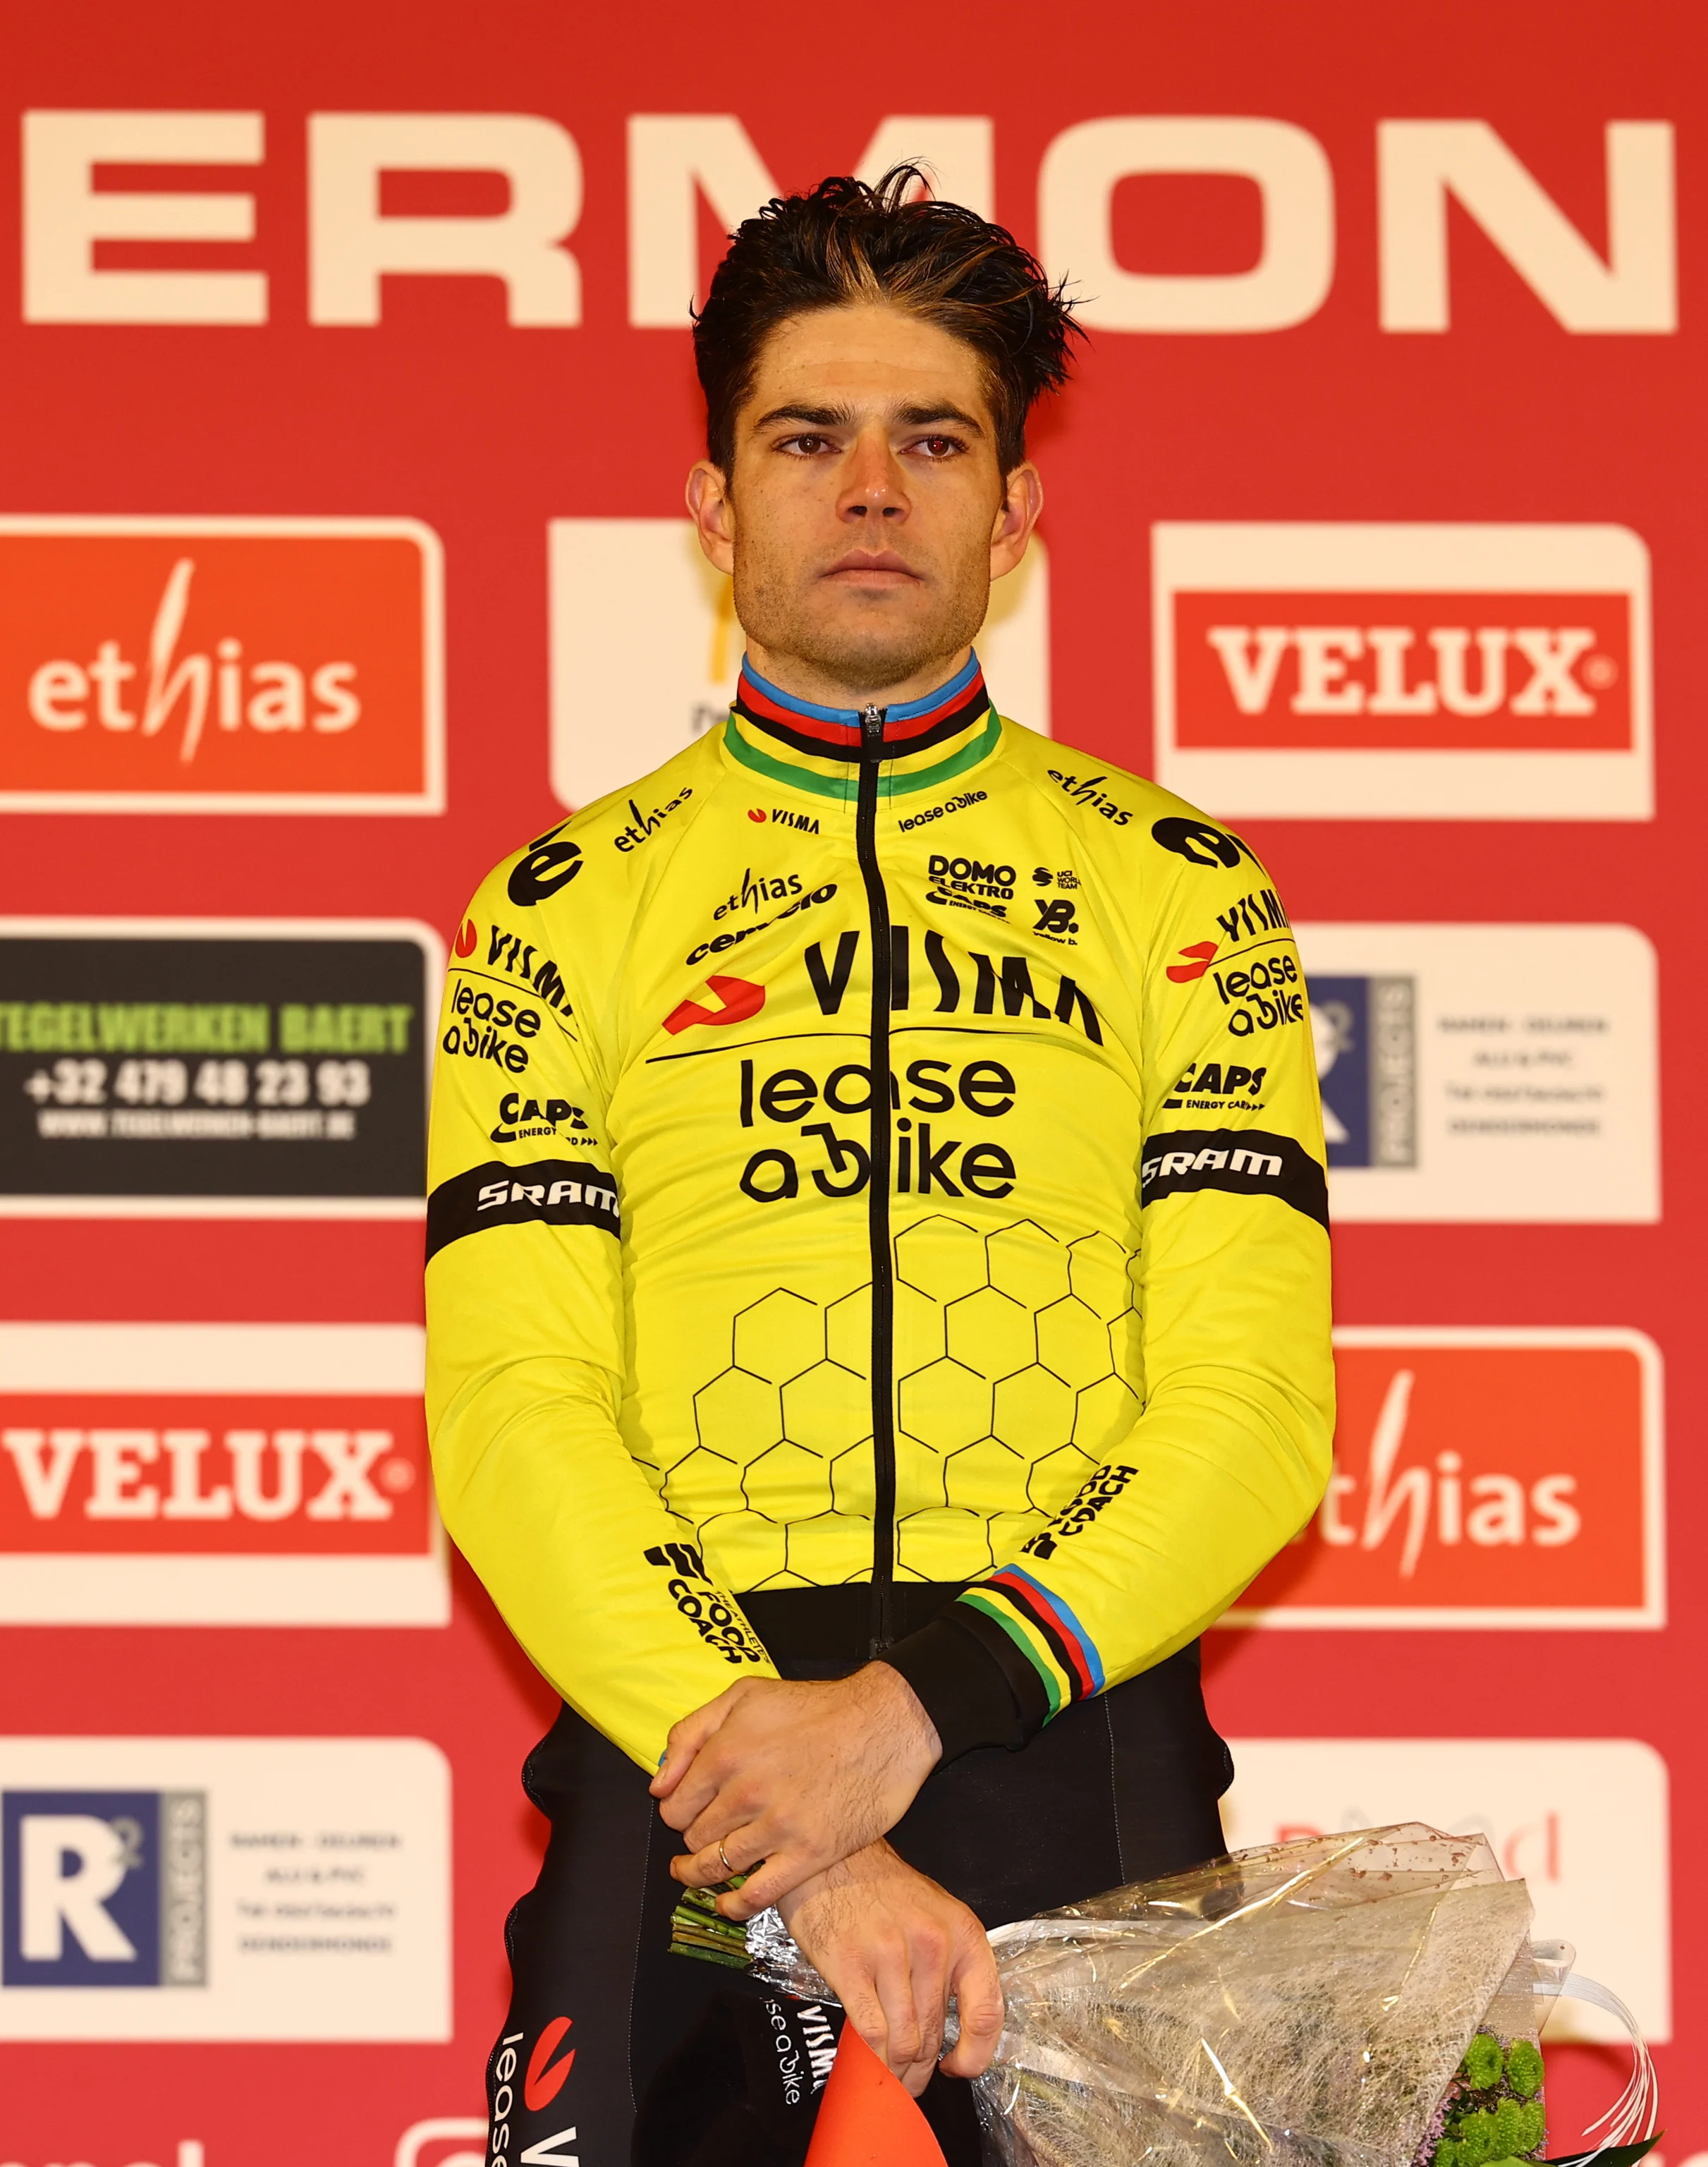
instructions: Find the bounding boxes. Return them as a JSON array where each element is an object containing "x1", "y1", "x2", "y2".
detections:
[{"x1": 427, "y1": 169, "x2": 1334, "y2": 2167}]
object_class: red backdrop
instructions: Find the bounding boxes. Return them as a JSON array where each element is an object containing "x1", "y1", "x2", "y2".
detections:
[{"x1": 0, "y1": 2, "x2": 1701, "y2": 2161}]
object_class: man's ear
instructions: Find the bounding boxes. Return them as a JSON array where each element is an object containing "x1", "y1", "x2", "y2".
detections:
[
  {"x1": 687, "y1": 460, "x2": 736, "y2": 576},
  {"x1": 990, "y1": 461, "x2": 1044, "y2": 581}
]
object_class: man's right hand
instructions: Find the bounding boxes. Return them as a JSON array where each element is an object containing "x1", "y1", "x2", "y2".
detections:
[{"x1": 776, "y1": 1839, "x2": 1005, "y2": 2098}]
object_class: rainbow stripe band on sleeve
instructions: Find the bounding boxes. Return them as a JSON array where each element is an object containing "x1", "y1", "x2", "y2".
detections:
[{"x1": 956, "y1": 1565, "x2": 1106, "y2": 1718}]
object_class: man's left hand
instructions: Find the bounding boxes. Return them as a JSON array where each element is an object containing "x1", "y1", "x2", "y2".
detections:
[{"x1": 649, "y1": 1663, "x2": 940, "y2": 1919}]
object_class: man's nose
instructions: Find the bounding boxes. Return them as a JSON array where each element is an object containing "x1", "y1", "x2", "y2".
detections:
[{"x1": 838, "y1": 428, "x2": 910, "y2": 522}]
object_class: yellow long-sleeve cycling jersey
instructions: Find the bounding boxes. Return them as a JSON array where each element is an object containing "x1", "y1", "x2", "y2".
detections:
[{"x1": 425, "y1": 653, "x2": 1334, "y2": 1774}]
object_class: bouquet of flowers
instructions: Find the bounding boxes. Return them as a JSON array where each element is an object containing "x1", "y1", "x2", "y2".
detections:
[{"x1": 704, "y1": 1823, "x2": 1657, "y2": 2167}]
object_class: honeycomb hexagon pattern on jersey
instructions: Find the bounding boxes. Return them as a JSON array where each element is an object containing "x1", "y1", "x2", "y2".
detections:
[{"x1": 683, "y1": 1217, "x2": 1142, "y2": 1591}]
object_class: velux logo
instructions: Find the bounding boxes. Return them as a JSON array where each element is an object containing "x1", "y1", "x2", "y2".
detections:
[
  {"x1": 0, "y1": 1322, "x2": 446, "y2": 1626},
  {"x1": 1154, "y1": 523, "x2": 1653, "y2": 820},
  {"x1": 0, "y1": 519, "x2": 444, "y2": 813},
  {"x1": 1227, "y1": 1329, "x2": 1662, "y2": 1629}
]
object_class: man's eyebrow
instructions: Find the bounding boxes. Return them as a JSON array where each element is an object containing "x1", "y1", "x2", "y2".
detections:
[
  {"x1": 750, "y1": 402, "x2": 858, "y2": 431},
  {"x1": 748, "y1": 400, "x2": 989, "y2": 435},
  {"x1": 895, "y1": 402, "x2": 986, "y2": 435}
]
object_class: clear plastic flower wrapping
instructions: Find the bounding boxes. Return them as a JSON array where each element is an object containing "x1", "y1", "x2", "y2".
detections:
[{"x1": 745, "y1": 1824, "x2": 1554, "y2": 2167}]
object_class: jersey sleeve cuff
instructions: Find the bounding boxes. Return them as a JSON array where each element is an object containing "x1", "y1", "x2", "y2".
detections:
[{"x1": 880, "y1": 1601, "x2": 1051, "y2": 1763}]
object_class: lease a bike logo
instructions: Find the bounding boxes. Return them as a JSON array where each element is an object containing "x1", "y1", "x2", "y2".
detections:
[{"x1": 0, "y1": 518, "x2": 442, "y2": 812}]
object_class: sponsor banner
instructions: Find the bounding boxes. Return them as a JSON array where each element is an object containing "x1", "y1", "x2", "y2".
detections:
[
  {"x1": 0, "y1": 918, "x2": 440, "y2": 1217},
  {"x1": 0, "y1": 1322, "x2": 446, "y2": 1625},
  {"x1": 1153, "y1": 523, "x2": 1652, "y2": 820},
  {"x1": 1295, "y1": 922, "x2": 1658, "y2": 1222},
  {"x1": 0, "y1": 518, "x2": 444, "y2": 813},
  {"x1": 547, "y1": 517, "x2": 1051, "y2": 808},
  {"x1": 1221, "y1": 1737, "x2": 1671, "y2": 2043},
  {"x1": 0, "y1": 1736, "x2": 449, "y2": 2039},
  {"x1": 1226, "y1": 1329, "x2": 1662, "y2": 1629}
]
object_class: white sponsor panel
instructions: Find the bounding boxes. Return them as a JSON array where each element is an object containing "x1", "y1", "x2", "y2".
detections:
[
  {"x1": 0, "y1": 1322, "x2": 446, "y2": 1625},
  {"x1": 1153, "y1": 522, "x2": 1652, "y2": 819},
  {"x1": 0, "y1": 1736, "x2": 450, "y2": 2039},
  {"x1": 1294, "y1": 922, "x2": 1657, "y2": 1222},
  {"x1": 1221, "y1": 1737, "x2": 1670, "y2": 2043},
  {"x1": 548, "y1": 516, "x2": 1050, "y2": 808}
]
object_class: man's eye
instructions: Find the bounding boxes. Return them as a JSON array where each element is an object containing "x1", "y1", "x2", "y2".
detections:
[
  {"x1": 915, "y1": 436, "x2": 964, "y2": 459},
  {"x1": 781, "y1": 435, "x2": 831, "y2": 455}
]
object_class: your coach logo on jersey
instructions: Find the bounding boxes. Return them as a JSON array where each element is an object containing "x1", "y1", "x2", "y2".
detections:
[
  {"x1": 1154, "y1": 523, "x2": 1654, "y2": 820},
  {"x1": 644, "y1": 1542, "x2": 767, "y2": 1667},
  {"x1": 507, "y1": 823, "x2": 582, "y2": 907}
]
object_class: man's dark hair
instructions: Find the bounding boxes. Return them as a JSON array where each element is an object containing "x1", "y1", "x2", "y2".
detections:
[{"x1": 693, "y1": 166, "x2": 1082, "y2": 475}]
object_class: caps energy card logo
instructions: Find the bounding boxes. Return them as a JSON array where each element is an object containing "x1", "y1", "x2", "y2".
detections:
[
  {"x1": 1154, "y1": 523, "x2": 1652, "y2": 819},
  {"x1": 0, "y1": 1322, "x2": 446, "y2": 1626},
  {"x1": 0, "y1": 518, "x2": 444, "y2": 813},
  {"x1": 1226, "y1": 1330, "x2": 1662, "y2": 1629},
  {"x1": 547, "y1": 518, "x2": 1050, "y2": 808}
]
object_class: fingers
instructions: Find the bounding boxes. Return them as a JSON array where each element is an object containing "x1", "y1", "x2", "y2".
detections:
[
  {"x1": 939, "y1": 1927, "x2": 1005, "y2": 2080},
  {"x1": 707, "y1": 1845, "x2": 818, "y2": 1918},
  {"x1": 668, "y1": 1826, "x2": 769, "y2": 1893},
  {"x1": 648, "y1": 1685, "x2": 741, "y2": 1799}
]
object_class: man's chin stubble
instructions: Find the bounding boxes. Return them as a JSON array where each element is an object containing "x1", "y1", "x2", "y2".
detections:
[{"x1": 742, "y1": 587, "x2": 987, "y2": 700}]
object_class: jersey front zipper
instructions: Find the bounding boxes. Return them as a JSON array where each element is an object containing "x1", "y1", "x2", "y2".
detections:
[{"x1": 856, "y1": 703, "x2": 896, "y2": 1656}]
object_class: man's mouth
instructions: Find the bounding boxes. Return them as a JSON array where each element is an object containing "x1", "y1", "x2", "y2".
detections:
[{"x1": 822, "y1": 550, "x2": 920, "y2": 585}]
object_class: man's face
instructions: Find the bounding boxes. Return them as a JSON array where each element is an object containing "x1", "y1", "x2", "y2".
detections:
[{"x1": 688, "y1": 303, "x2": 1042, "y2": 703}]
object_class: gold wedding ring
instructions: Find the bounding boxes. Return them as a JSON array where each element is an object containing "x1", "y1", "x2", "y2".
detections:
[{"x1": 717, "y1": 1839, "x2": 735, "y2": 1878}]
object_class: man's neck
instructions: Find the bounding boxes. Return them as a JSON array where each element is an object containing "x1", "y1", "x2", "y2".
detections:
[{"x1": 741, "y1": 642, "x2": 974, "y2": 714}]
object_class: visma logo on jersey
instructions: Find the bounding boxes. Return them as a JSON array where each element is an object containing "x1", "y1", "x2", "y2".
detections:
[
  {"x1": 0, "y1": 519, "x2": 444, "y2": 812},
  {"x1": 1154, "y1": 523, "x2": 1652, "y2": 819},
  {"x1": 1224, "y1": 1330, "x2": 1662, "y2": 1629},
  {"x1": 0, "y1": 1323, "x2": 446, "y2": 1625}
]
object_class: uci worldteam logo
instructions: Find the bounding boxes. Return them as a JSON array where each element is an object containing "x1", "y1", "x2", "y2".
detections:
[{"x1": 1, "y1": 1788, "x2": 207, "y2": 1987}]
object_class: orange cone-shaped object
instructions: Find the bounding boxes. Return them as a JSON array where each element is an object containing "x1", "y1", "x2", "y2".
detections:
[{"x1": 803, "y1": 2025, "x2": 951, "y2": 2166}]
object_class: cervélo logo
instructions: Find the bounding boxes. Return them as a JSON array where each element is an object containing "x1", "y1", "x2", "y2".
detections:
[
  {"x1": 1225, "y1": 1329, "x2": 1662, "y2": 1629},
  {"x1": 1, "y1": 518, "x2": 444, "y2": 813},
  {"x1": 1153, "y1": 523, "x2": 1652, "y2": 820},
  {"x1": 0, "y1": 1322, "x2": 446, "y2": 1625}
]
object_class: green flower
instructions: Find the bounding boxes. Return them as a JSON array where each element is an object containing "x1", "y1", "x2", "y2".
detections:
[
  {"x1": 1460, "y1": 2034, "x2": 1503, "y2": 2089},
  {"x1": 1515, "y1": 2100, "x2": 1547, "y2": 2154},
  {"x1": 1505, "y1": 2039, "x2": 1545, "y2": 2100},
  {"x1": 1457, "y1": 2111, "x2": 1498, "y2": 2166},
  {"x1": 1493, "y1": 2099, "x2": 1527, "y2": 2154},
  {"x1": 1433, "y1": 2142, "x2": 1462, "y2": 2167}
]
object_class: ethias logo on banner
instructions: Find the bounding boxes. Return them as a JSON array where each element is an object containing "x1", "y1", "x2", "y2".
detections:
[
  {"x1": 1153, "y1": 523, "x2": 1652, "y2": 819},
  {"x1": 0, "y1": 519, "x2": 444, "y2": 813},
  {"x1": 1225, "y1": 1330, "x2": 1663, "y2": 1629}
]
